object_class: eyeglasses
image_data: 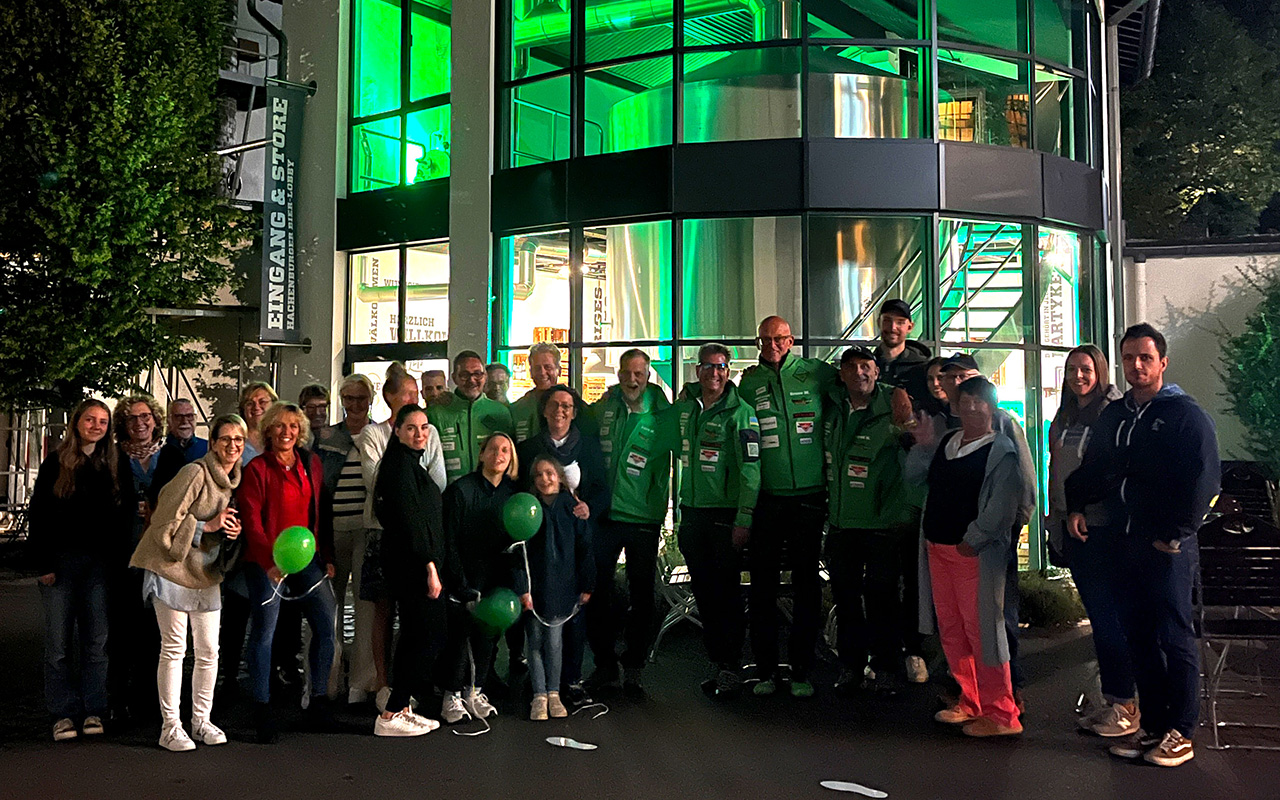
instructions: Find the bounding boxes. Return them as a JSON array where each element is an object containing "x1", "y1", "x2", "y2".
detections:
[
  {"x1": 757, "y1": 335, "x2": 793, "y2": 345},
  {"x1": 216, "y1": 435, "x2": 246, "y2": 446},
  {"x1": 302, "y1": 402, "x2": 329, "y2": 413},
  {"x1": 340, "y1": 394, "x2": 370, "y2": 403},
  {"x1": 171, "y1": 413, "x2": 197, "y2": 422},
  {"x1": 458, "y1": 370, "x2": 486, "y2": 381},
  {"x1": 547, "y1": 401, "x2": 576, "y2": 412},
  {"x1": 125, "y1": 413, "x2": 153, "y2": 424},
  {"x1": 699, "y1": 363, "x2": 729, "y2": 372}
]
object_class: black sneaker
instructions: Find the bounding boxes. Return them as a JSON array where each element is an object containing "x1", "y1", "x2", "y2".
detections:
[
  {"x1": 1108, "y1": 728, "x2": 1160, "y2": 759},
  {"x1": 254, "y1": 702, "x2": 279, "y2": 744},
  {"x1": 305, "y1": 695, "x2": 340, "y2": 732},
  {"x1": 622, "y1": 667, "x2": 646, "y2": 699},
  {"x1": 588, "y1": 662, "x2": 622, "y2": 692},
  {"x1": 701, "y1": 668, "x2": 743, "y2": 700},
  {"x1": 562, "y1": 683, "x2": 593, "y2": 709}
]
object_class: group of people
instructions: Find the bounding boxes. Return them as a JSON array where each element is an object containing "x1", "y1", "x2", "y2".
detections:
[{"x1": 27, "y1": 301, "x2": 1219, "y2": 768}]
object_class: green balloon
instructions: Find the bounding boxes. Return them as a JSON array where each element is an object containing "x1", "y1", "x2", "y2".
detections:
[
  {"x1": 472, "y1": 588, "x2": 522, "y2": 635},
  {"x1": 273, "y1": 526, "x2": 316, "y2": 575},
  {"x1": 502, "y1": 492, "x2": 543, "y2": 542}
]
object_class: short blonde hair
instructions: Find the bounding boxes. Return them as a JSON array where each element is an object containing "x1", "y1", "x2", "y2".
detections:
[
  {"x1": 114, "y1": 394, "x2": 165, "y2": 444},
  {"x1": 239, "y1": 381, "x2": 279, "y2": 418},
  {"x1": 339, "y1": 373, "x2": 375, "y2": 398},
  {"x1": 479, "y1": 431, "x2": 520, "y2": 480},
  {"x1": 260, "y1": 402, "x2": 310, "y2": 451}
]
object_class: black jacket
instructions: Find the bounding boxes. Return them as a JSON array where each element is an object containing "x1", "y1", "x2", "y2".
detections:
[
  {"x1": 876, "y1": 339, "x2": 932, "y2": 405},
  {"x1": 27, "y1": 454, "x2": 131, "y2": 574},
  {"x1": 513, "y1": 491, "x2": 595, "y2": 619},
  {"x1": 1065, "y1": 384, "x2": 1220, "y2": 543},
  {"x1": 442, "y1": 470, "x2": 518, "y2": 596},
  {"x1": 516, "y1": 425, "x2": 611, "y2": 523},
  {"x1": 374, "y1": 438, "x2": 457, "y2": 592}
]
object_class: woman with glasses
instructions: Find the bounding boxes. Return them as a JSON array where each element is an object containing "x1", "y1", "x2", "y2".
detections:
[
  {"x1": 238, "y1": 382, "x2": 279, "y2": 463},
  {"x1": 129, "y1": 415, "x2": 247, "y2": 751}
]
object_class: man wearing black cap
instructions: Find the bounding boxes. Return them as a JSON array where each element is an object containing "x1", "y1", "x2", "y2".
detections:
[
  {"x1": 823, "y1": 346, "x2": 916, "y2": 692},
  {"x1": 875, "y1": 299, "x2": 932, "y2": 400},
  {"x1": 915, "y1": 352, "x2": 1037, "y2": 709}
]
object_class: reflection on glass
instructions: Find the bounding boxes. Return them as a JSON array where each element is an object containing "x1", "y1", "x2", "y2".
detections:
[
  {"x1": 807, "y1": 216, "x2": 927, "y2": 343},
  {"x1": 1037, "y1": 227, "x2": 1080, "y2": 348},
  {"x1": 354, "y1": 0, "x2": 401, "y2": 117},
  {"x1": 509, "y1": 75, "x2": 571, "y2": 166},
  {"x1": 1034, "y1": 67, "x2": 1076, "y2": 158},
  {"x1": 1034, "y1": 0, "x2": 1076, "y2": 67},
  {"x1": 411, "y1": 6, "x2": 452, "y2": 101},
  {"x1": 806, "y1": 0, "x2": 922, "y2": 39},
  {"x1": 499, "y1": 231, "x2": 573, "y2": 349},
  {"x1": 351, "y1": 116, "x2": 402, "y2": 192},
  {"x1": 510, "y1": 0, "x2": 572, "y2": 80},
  {"x1": 581, "y1": 222, "x2": 673, "y2": 342},
  {"x1": 682, "y1": 48, "x2": 801, "y2": 143},
  {"x1": 938, "y1": 219, "x2": 1027, "y2": 345},
  {"x1": 405, "y1": 242, "x2": 450, "y2": 343},
  {"x1": 807, "y1": 46, "x2": 922, "y2": 139},
  {"x1": 581, "y1": 346, "x2": 674, "y2": 405},
  {"x1": 586, "y1": 58, "x2": 674, "y2": 155},
  {"x1": 352, "y1": 358, "x2": 451, "y2": 423},
  {"x1": 936, "y1": 0, "x2": 1027, "y2": 53},
  {"x1": 937, "y1": 51, "x2": 1029, "y2": 148},
  {"x1": 682, "y1": 217, "x2": 803, "y2": 339},
  {"x1": 683, "y1": 0, "x2": 799, "y2": 46},
  {"x1": 407, "y1": 105, "x2": 452, "y2": 182},
  {"x1": 585, "y1": 0, "x2": 673, "y2": 62},
  {"x1": 349, "y1": 249, "x2": 401, "y2": 345}
]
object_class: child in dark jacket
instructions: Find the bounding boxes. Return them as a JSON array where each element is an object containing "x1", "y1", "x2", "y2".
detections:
[{"x1": 516, "y1": 455, "x2": 594, "y2": 721}]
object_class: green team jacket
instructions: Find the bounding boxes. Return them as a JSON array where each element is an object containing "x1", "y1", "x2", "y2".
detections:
[
  {"x1": 586, "y1": 384, "x2": 674, "y2": 525},
  {"x1": 737, "y1": 354, "x2": 839, "y2": 496},
  {"x1": 822, "y1": 382, "x2": 912, "y2": 530},
  {"x1": 428, "y1": 390, "x2": 515, "y2": 484},
  {"x1": 674, "y1": 381, "x2": 761, "y2": 529},
  {"x1": 511, "y1": 388, "x2": 542, "y2": 443}
]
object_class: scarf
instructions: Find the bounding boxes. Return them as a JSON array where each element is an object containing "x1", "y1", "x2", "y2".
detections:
[{"x1": 120, "y1": 437, "x2": 164, "y2": 464}]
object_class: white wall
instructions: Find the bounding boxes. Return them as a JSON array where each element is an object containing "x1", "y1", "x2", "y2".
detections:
[{"x1": 1125, "y1": 250, "x2": 1280, "y2": 460}]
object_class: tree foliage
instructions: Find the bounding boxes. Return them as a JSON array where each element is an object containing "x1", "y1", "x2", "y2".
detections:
[
  {"x1": 0, "y1": 0, "x2": 251, "y2": 411},
  {"x1": 1121, "y1": 0, "x2": 1280, "y2": 239},
  {"x1": 1220, "y1": 262, "x2": 1280, "y2": 481},
  {"x1": 1181, "y1": 191, "x2": 1259, "y2": 238}
]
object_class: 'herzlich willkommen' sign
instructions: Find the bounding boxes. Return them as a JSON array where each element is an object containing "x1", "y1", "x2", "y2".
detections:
[{"x1": 260, "y1": 84, "x2": 306, "y2": 344}]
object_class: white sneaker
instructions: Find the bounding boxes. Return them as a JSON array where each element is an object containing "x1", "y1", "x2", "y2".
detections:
[
  {"x1": 52, "y1": 718, "x2": 78, "y2": 742},
  {"x1": 905, "y1": 655, "x2": 929, "y2": 684},
  {"x1": 374, "y1": 710, "x2": 430, "y2": 737},
  {"x1": 407, "y1": 711, "x2": 440, "y2": 732},
  {"x1": 191, "y1": 719, "x2": 228, "y2": 746},
  {"x1": 159, "y1": 723, "x2": 197, "y2": 752},
  {"x1": 465, "y1": 687, "x2": 497, "y2": 719},
  {"x1": 441, "y1": 692, "x2": 472, "y2": 724}
]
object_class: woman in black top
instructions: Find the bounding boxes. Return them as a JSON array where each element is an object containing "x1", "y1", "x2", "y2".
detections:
[
  {"x1": 371, "y1": 404, "x2": 452, "y2": 737},
  {"x1": 28, "y1": 399, "x2": 130, "y2": 741},
  {"x1": 438, "y1": 432, "x2": 519, "y2": 724}
]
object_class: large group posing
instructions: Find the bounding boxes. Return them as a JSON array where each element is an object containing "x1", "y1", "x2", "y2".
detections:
[{"x1": 27, "y1": 301, "x2": 1219, "y2": 768}]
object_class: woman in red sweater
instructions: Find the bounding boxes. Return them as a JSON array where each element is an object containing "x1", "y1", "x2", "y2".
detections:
[{"x1": 237, "y1": 402, "x2": 335, "y2": 743}]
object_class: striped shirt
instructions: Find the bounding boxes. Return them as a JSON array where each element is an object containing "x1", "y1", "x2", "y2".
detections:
[{"x1": 331, "y1": 445, "x2": 367, "y2": 531}]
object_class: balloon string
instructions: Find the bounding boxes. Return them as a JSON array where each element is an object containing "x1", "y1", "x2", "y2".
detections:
[
  {"x1": 260, "y1": 574, "x2": 330, "y2": 606},
  {"x1": 452, "y1": 638, "x2": 492, "y2": 737},
  {"x1": 508, "y1": 540, "x2": 582, "y2": 629}
]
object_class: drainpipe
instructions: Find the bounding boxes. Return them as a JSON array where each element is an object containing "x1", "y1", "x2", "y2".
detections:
[
  {"x1": 1129, "y1": 252, "x2": 1148, "y2": 324},
  {"x1": 513, "y1": 238, "x2": 538, "y2": 301}
]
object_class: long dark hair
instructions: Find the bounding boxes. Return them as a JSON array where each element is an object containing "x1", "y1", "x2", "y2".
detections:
[
  {"x1": 54, "y1": 399, "x2": 119, "y2": 498},
  {"x1": 1054, "y1": 344, "x2": 1113, "y2": 428}
]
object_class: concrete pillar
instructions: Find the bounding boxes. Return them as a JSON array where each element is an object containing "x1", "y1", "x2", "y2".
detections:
[
  {"x1": 278, "y1": 0, "x2": 347, "y2": 401},
  {"x1": 449, "y1": 0, "x2": 496, "y2": 360}
]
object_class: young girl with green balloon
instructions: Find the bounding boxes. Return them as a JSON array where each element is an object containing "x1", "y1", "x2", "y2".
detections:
[{"x1": 515, "y1": 455, "x2": 594, "y2": 721}]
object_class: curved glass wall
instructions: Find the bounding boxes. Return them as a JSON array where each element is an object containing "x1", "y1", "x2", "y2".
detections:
[
  {"x1": 350, "y1": 0, "x2": 452, "y2": 192},
  {"x1": 497, "y1": 0, "x2": 1098, "y2": 166}
]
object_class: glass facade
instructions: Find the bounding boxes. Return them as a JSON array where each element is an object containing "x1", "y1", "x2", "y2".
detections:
[
  {"x1": 350, "y1": 0, "x2": 452, "y2": 191},
  {"x1": 348, "y1": 241, "x2": 450, "y2": 346}
]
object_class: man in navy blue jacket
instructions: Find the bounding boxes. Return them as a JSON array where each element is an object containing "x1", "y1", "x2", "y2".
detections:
[{"x1": 1065, "y1": 323, "x2": 1219, "y2": 768}]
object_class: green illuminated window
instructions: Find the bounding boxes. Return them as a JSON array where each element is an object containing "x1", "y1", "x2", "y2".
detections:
[
  {"x1": 936, "y1": 0, "x2": 1028, "y2": 53},
  {"x1": 511, "y1": 0, "x2": 572, "y2": 80},
  {"x1": 1033, "y1": 66, "x2": 1077, "y2": 159},
  {"x1": 683, "y1": 0, "x2": 797, "y2": 46},
  {"x1": 351, "y1": 117, "x2": 402, "y2": 192},
  {"x1": 581, "y1": 221, "x2": 673, "y2": 342},
  {"x1": 405, "y1": 241, "x2": 451, "y2": 342},
  {"x1": 938, "y1": 218, "x2": 1028, "y2": 345},
  {"x1": 808, "y1": 46, "x2": 924, "y2": 139},
  {"x1": 407, "y1": 105, "x2": 452, "y2": 181},
  {"x1": 586, "y1": 0, "x2": 672, "y2": 62},
  {"x1": 805, "y1": 0, "x2": 923, "y2": 39},
  {"x1": 681, "y1": 216, "x2": 802, "y2": 339},
  {"x1": 509, "y1": 75, "x2": 571, "y2": 166},
  {"x1": 411, "y1": 6, "x2": 452, "y2": 102},
  {"x1": 353, "y1": 0, "x2": 401, "y2": 117},
  {"x1": 683, "y1": 47, "x2": 801, "y2": 143},
  {"x1": 585, "y1": 58, "x2": 674, "y2": 155},
  {"x1": 807, "y1": 216, "x2": 927, "y2": 342},
  {"x1": 937, "y1": 51, "x2": 1030, "y2": 148},
  {"x1": 348, "y1": 249, "x2": 401, "y2": 345},
  {"x1": 498, "y1": 230, "x2": 573, "y2": 349},
  {"x1": 1034, "y1": 0, "x2": 1077, "y2": 68}
]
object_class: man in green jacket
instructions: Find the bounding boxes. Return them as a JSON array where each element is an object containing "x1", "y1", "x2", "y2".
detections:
[
  {"x1": 675, "y1": 343, "x2": 761, "y2": 698},
  {"x1": 737, "y1": 315, "x2": 838, "y2": 698},
  {"x1": 511, "y1": 342, "x2": 562, "y2": 443},
  {"x1": 429, "y1": 351, "x2": 515, "y2": 485},
  {"x1": 823, "y1": 346, "x2": 915, "y2": 692},
  {"x1": 583, "y1": 349, "x2": 673, "y2": 696}
]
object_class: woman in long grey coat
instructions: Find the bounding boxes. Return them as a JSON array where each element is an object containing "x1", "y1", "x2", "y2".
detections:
[{"x1": 907, "y1": 376, "x2": 1026, "y2": 738}]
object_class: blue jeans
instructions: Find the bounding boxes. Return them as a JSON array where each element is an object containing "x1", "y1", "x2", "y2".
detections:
[
  {"x1": 527, "y1": 617, "x2": 564, "y2": 695},
  {"x1": 244, "y1": 560, "x2": 336, "y2": 704},
  {"x1": 1115, "y1": 535, "x2": 1200, "y2": 737},
  {"x1": 1066, "y1": 526, "x2": 1136, "y2": 703},
  {"x1": 41, "y1": 554, "x2": 110, "y2": 720}
]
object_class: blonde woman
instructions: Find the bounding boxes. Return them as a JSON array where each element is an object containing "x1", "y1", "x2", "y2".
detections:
[{"x1": 238, "y1": 381, "x2": 279, "y2": 463}]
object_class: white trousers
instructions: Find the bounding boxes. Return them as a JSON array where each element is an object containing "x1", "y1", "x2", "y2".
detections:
[
  {"x1": 154, "y1": 600, "x2": 220, "y2": 728},
  {"x1": 327, "y1": 527, "x2": 376, "y2": 697}
]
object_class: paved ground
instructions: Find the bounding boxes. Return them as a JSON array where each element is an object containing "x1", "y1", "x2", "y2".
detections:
[{"x1": 1, "y1": 571, "x2": 1276, "y2": 800}]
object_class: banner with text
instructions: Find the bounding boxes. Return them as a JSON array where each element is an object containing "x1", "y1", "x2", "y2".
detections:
[{"x1": 259, "y1": 84, "x2": 306, "y2": 344}]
